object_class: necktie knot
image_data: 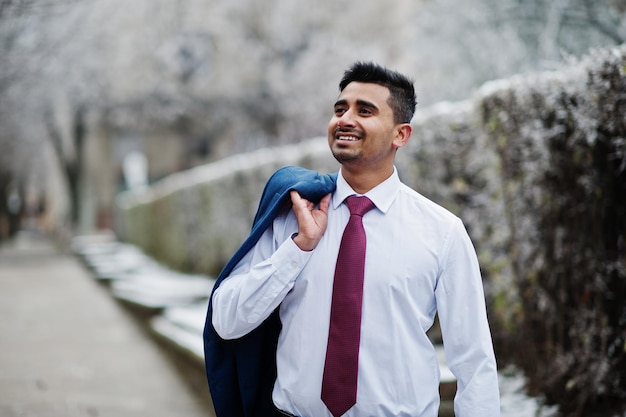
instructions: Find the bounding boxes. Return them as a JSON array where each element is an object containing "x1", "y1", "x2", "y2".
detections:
[{"x1": 346, "y1": 195, "x2": 375, "y2": 217}]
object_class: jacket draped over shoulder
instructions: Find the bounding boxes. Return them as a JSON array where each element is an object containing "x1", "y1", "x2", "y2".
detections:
[{"x1": 203, "y1": 166, "x2": 337, "y2": 417}]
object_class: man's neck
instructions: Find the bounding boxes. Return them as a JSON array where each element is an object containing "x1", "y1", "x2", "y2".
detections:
[{"x1": 340, "y1": 165, "x2": 394, "y2": 194}]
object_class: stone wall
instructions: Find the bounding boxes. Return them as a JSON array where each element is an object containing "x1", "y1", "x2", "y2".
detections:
[
  {"x1": 479, "y1": 46, "x2": 626, "y2": 415},
  {"x1": 115, "y1": 138, "x2": 338, "y2": 276}
]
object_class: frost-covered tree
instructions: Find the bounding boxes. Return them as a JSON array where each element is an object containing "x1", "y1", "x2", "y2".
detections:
[{"x1": 1, "y1": 0, "x2": 624, "y2": 232}]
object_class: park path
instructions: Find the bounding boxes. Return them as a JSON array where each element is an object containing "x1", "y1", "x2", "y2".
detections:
[{"x1": 0, "y1": 231, "x2": 214, "y2": 417}]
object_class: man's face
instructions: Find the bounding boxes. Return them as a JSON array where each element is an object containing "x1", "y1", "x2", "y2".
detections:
[{"x1": 327, "y1": 82, "x2": 403, "y2": 172}]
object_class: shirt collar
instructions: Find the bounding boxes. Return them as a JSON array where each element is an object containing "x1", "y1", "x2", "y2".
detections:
[{"x1": 332, "y1": 167, "x2": 400, "y2": 214}]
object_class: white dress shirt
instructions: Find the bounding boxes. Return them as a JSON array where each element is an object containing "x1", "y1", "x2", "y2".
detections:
[{"x1": 212, "y1": 168, "x2": 500, "y2": 417}]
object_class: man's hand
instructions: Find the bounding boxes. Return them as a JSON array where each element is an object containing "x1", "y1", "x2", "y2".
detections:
[{"x1": 290, "y1": 191, "x2": 331, "y2": 251}]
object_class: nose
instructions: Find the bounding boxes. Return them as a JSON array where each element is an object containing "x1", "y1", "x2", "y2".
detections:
[{"x1": 336, "y1": 109, "x2": 356, "y2": 128}]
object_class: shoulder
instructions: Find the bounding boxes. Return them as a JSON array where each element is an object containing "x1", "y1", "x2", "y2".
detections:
[
  {"x1": 396, "y1": 182, "x2": 460, "y2": 226},
  {"x1": 265, "y1": 166, "x2": 337, "y2": 195}
]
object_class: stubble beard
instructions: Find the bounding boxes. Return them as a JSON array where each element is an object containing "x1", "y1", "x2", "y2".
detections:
[
  {"x1": 329, "y1": 128, "x2": 364, "y2": 165},
  {"x1": 330, "y1": 143, "x2": 362, "y2": 165}
]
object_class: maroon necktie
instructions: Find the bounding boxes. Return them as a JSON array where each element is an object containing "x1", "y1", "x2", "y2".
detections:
[{"x1": 321, "y1": 195, "x2": 375, "y2": 417}]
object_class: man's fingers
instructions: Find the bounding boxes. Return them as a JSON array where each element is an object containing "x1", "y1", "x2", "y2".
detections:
[
  {"x1": 290, "y1": 191, "x2": 327, "y2": 212},
  {"x1": 318, "y1": 193, "x2": 331, "y2": 213},
  {"x1": 290, "y1": 190, "x2": 302, "y2": 205}
]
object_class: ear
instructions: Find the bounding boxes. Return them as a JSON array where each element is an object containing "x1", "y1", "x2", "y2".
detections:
[{"x1": 392, "y1": 123, "x2": 412, "y2": 149}]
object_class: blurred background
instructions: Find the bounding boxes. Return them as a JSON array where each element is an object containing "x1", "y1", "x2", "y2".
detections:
[
  {"x1": 1, "y1": 0, "x2": 624, "y2": 237},
  {"x1": 1, "y1": 1, "x2": 625, "y2": 417}
]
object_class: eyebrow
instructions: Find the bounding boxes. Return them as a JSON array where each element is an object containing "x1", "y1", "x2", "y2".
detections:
[{"x1": 334, "y1": 99, "x2": 380, "y2": 112}]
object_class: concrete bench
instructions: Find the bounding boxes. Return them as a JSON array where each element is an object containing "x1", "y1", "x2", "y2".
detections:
[
  {"x1": 72, "y1": 235, "x2": 214, "y2": 311},
  {"x1": 74, "y1": 237, "x2": 160, "y2": 281},
  {"x1": 112, "y1": 272, "x2": 213, "y2": 311},
  {"x1": 150, "y1": 301, "x2": 208, "y2": 364}
]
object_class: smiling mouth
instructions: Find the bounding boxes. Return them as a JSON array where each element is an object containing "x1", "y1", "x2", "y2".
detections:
[
  {"x1": 336, "y1": 135, "x2": 360, "y2": 141},
  {"x1": 334, "y1": 129, "x2": 361, "y2": 142}
]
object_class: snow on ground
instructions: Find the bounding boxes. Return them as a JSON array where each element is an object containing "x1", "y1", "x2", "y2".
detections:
[{"x1": 499, "y1": 366, "x2": 558, "y2": 417}]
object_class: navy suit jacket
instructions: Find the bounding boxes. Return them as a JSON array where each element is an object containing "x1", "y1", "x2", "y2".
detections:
[{"x1": 203, "y1": 166, "x2": 338, "y2": 417}]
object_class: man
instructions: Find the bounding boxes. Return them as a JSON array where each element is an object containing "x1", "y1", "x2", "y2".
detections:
[{"x1": 208, "y1": 62, "x2": 500, "y2": 416}]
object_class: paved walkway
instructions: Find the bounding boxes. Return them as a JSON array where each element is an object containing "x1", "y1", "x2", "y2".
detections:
[{"x1": 0, "y1": 231, "x2": 215, "y2": 417}]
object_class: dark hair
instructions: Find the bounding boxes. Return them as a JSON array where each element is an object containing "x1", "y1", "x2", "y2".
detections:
[{"x1": 339, "y1": 61, "x2": 417, "y2": 124}]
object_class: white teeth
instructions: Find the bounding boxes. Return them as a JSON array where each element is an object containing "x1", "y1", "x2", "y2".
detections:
[{"x1": 338, "y1": 135, "x2": 359, "y2": 141}]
